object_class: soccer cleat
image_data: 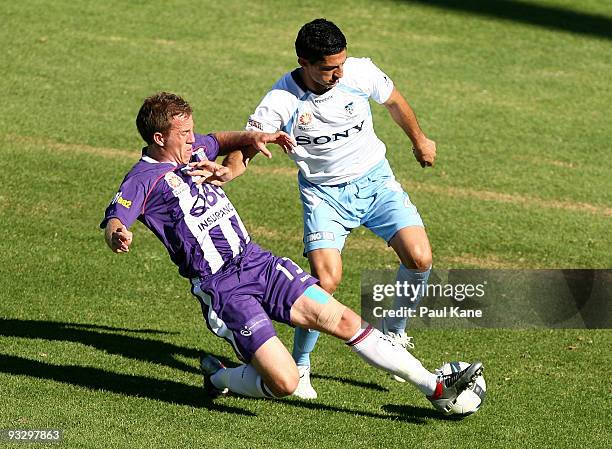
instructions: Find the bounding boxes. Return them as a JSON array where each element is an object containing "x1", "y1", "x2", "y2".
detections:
[
  {"x1": 381, "y1": 321, "x2": 415, "y2": 382},
  {"x1": 292, "y1": 365, "x2": 318, "y2": 399},
  {"x1": 427, "y1": 361, "x2": 484, "y2": 413},
  {"x1": 199, "y1": 354, "x2": 229, "y2": 398}
]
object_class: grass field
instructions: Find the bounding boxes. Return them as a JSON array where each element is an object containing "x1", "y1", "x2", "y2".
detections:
[{"x1": 1, "y1": 0, "x2": 611, "y2": 448}]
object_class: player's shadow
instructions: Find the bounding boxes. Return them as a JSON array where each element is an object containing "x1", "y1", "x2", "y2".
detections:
[
  {"x1": 0, "y1": 317, "x2": 253, "y2": 414},
  {"x1": 382, "y1": 404, "x2": 469, "y2": 421},
  {"x1": 0, "y1": 318, "x2": 203, "y2": 374},
  {"x1": 285, "y1": 398, "x2": 433, "y2": 424},
  {"x1": 0, "y1": 318, "x2": 438, "y2": 422},
  {"x1": 311, "y1": 373, "x2": 388, "y2": 392},
  {"x1": 398, "y1": 0, "x2": 612, "y2": 41},
  {"x1": 0, "y1": 353, "x2": 252, "y2": 416}
]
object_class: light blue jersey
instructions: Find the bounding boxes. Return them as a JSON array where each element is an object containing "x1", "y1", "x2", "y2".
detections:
[
  {"x1": 246, "y1": 57, "x2": 394, "y2": 185},
  {"x1": 247, "y1": 57, "x2": 424, "y2": 253}
]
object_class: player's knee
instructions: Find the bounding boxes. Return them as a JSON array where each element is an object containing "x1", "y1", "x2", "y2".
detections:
[
  {"x1": 411, "y1": 247, "x2": 432, "y2": 272},
  {"x1": 267, "y1": 371, "x2": 299, "y2": 397},
  {"x1": 317, "y1": 270, "x2": 342, "y2": 294}
]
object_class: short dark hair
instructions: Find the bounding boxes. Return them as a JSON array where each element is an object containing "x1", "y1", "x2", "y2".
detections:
[
  {"x1": 295, "y1": 18, "x2": 347, "y2": 63},
  {"x1": 136, "y1": 92, "x2": 192, "y2": 145}
]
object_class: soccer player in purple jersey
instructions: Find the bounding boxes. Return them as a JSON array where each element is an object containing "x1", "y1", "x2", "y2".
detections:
[{"x1": 101, "y1": 92, "x2": 481, "y2": 412}]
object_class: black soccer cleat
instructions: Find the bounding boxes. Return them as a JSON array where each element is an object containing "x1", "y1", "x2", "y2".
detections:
[{"x1": 199, "y1": 354, "x2": 229, "y2": 398}]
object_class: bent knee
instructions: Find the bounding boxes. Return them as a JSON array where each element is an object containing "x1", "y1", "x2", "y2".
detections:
[
  {"x1": 316, "y1": 271, "x2": 342, "y2": 294},
  {"x1": 413, "y1": 253, "x2": 432, "y2": 272},
  {"x1": 407, "y1": 246, "x2": 432, "y2": 272},
  {"x1": 267, "y1": 371, "x2": 299, "y2": 397}
]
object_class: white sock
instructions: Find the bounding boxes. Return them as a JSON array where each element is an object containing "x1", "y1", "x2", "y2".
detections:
[
  {"x1": 211, "y1": 363, "x2": 276, "y2": 398},
  {"x1": 346, "y1": 324, "x2": 437, "y2": 395}
]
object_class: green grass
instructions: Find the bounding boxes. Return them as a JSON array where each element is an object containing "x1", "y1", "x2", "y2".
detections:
[{"x1": 1, "y1": 0, "x2": 611, "y2": 448}]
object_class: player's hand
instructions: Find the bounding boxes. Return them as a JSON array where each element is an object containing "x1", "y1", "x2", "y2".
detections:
[
  {"x1": 412, "y1": 137, "x2": 436, "y2": 168},
  {"x1": 110, "y1": 226, "x2": 133, "y2": 253},
  {"x1": 252, "y1": 131, "x2": 296, "y2": 157},
  {"x1": 187, "y1": 160, "x2": 232, "y2": 186}
]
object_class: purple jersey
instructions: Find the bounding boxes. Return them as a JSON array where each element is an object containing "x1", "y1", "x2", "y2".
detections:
[{"x1": 100, "y1": 133, "x2": 251, "y2": 278}]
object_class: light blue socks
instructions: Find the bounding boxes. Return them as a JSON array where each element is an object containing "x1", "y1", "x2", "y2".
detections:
[
  {"x1": 385, "y1": 264, "x2": 431, "y2": 333},
  {"x1": 292, "y1": 327, "x2": 320, "y2": 366}
]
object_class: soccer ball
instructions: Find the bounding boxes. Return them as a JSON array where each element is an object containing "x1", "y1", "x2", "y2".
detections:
[{"x1": 438, "y1": 361, "x2": 486, "y2": 415}]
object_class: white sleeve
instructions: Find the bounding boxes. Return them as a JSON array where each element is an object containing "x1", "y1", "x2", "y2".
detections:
[
  {"x1": 353, "y1": 58, "x2": 395, "y2": 104},
  {"x1": 246, "y1": 91, "x2": 288, "y2": 133}
]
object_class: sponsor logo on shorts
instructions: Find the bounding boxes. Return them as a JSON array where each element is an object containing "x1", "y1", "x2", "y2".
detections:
[
  {"x1": 239, "y1": 315, "x2": 268, "y2": 337},
  {"x1": 305, "y1": 231, "x2": 335, "y2": 243},
  {"x1": 247, "y1": 119, "x2": 263, "y2": 131}
]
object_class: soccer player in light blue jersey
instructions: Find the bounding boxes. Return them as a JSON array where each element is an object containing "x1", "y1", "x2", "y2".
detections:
[{"x1": 242, "y1": 19, "x2": 438, "y2": 398}]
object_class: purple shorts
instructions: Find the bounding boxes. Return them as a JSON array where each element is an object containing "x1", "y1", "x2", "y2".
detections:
[{"x1": 190, "y1": 243, "x2": 318, "y2": 362}]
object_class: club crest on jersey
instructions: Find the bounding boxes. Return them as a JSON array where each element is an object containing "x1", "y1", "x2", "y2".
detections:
[
  {"x1": 344, "y1": 102, "x2": 354, "y2": 115},
  {"x1": 164, "y1": 172, "x2": 189, "y2": 197},
  {"x1": 298, "y1": 111, "x2": 314, "y2": 130}
]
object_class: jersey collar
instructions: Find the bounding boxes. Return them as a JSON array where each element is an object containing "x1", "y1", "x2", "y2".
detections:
[
  {"x1": 141, "y1": 152, "x2": 178, "y2": 166},
  {"x1": 291, "y1": 68, "x2": 310, "y2": 93}
]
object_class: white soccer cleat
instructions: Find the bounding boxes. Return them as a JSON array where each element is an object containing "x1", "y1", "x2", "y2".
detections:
[
  {"x1": 381, "y1": 323, "x2": 415, "y2": 383},
  {"x1": 293, "y1": 365, "x2": 318, "y2": 399}
]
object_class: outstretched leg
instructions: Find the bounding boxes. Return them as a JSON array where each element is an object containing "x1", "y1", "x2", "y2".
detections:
[
  {"x1": 290, "y1": 285, "x2": 482, "y2": 408},
  {"x1": 291, "y1": 286, "x2": 438, "y2": 395}
]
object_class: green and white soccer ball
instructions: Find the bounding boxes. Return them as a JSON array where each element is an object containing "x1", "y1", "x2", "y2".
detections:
[{"x1": 438, "y1": 361, "x2": 486, "y2": 415}]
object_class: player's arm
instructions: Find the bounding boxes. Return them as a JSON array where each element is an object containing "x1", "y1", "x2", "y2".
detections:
[
  {"x1": 192, "y1": 89, "x2": 291, "y2": 184},
  {"x1": 213, "y1": 131, "x2": 295, "y2": 158},
  {"x1": 384, "y1": 87, "x2": 437, "y2": 167},
  {"x1": 219, "y1": 145, "x2": 259, "y2": 181},
  {"x1": 101, "y1": 179, "x2": 144, "y2": 253},
  {"x1": 104, "y1": 218, "x2": 133, "y2": 253},
  {"x1": 190, "y1": 131, "x2": 294, "y2": 186},
  {"x1": 189, "y1": 145, "x2": 261, "y2": 186}
]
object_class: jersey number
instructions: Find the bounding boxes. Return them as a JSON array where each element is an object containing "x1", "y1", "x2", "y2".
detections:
[
  {"x1": 275, "y1": 257, "x2": 304, "y2": 282},
  {"x1": 190, "y1": 184, "x2": 226, "y2": 217}
]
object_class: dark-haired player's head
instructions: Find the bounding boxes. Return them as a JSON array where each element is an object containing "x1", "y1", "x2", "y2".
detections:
[
  {"x1": 136, "y1": 92, "x2": 195, "y2": 164},
  {"x1": 295, "y1": 18, "x2": 347, "y2": 63},
  {"x1": 136, "y1": 92, "x2": 193, "y2": 145},
  {"x1": 295, "y1": 19, "x2": 348, "y2": 94}
]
